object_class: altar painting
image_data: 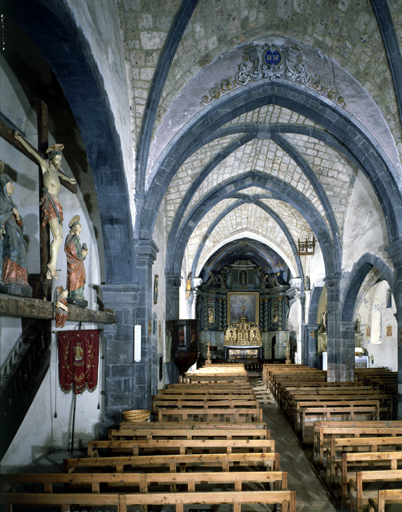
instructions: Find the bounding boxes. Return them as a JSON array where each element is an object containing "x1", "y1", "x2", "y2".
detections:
[{"x1": 227, "y1": 291, "x2": 259, "y2": 324}]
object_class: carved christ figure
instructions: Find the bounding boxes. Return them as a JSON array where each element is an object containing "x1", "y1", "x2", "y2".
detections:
[{"x1": 14, "y1": 131, "x2": 76, "y2": 279}]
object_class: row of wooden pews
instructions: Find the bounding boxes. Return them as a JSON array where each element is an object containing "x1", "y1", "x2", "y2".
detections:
[
  {"x1": 263, "y1": 363, "x2": 402, "y2": 512},
  {"x1": 1, "y1": 363, "x2": 296, "y2": 512}
]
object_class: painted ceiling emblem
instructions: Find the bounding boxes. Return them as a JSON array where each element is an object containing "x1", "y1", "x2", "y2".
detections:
[
  {"x1": 201, "y1": 43, "x2": 346, "y2": 109},
  {"x1": 264, "y1": 49, "x2": 282, "y2": 67}
]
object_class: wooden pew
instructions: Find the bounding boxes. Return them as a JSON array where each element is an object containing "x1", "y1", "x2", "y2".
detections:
[
  {"x1": 300, "y1": 402, "x2": 381, "y2": 443},
  {"x1": 349, "y1": 470, "x2": 402, "y2": 512},
  {"x1": 313, "y1": 421, "x2": 402, "y2": 467},
  {"x1": 1, "y1": 469, "x2": 287, "y2": 494},
  {"x1": 121, "y1": 489, "x2": 297, "y2": 512},
  {"x1": 154, "y1": 392, "x2": 256, "y2": 400},
  {"x1": 160, "y1": 386, "x2": 255, "y2": 395},
  {"x1": 288, "y1": 394, "x2": 392, "y2": 432},
  {"x1": 277, "y1": 383, "x2": 373, "y2": 410},
  {"x1": 152, "y1": 398, "x2": 260, "y2": 411},
  {"x1": 64, "y1": 451, "x2": 281, "y2": 473},
  {"x1": 326, "y1": 436, "x2": 402, "y2": 484},
  {"x1": 111, "y1": 424, "x2": 270, "y2": 440},
  {"x1": 111, "y1": 425, "x2": 269, "y2": 440},
  {"x1": 157, "y1": 406, "x2": 263, "y2": 422},
  {"x1": 295, "y1": 398, "x2": 382, "y2": 430},
  {"x1": 368, "y1": 488, "x2": 402, "y2": 512},
  {"x1": 335, "y1": 451, "x2": 402, "y2": 507},
  {"x1": 87, "y1": 438, "x2": 276, "y2": 457},
  {"x1": 0, "y1": 492, "x2": 120, "y2": 512},
  {"x1": 0, "y1": 488, "x2": 296, "y2": 512}
]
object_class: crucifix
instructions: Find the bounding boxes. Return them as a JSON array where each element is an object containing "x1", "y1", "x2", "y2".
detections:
[{"x1": 0, "y1": 100, "x2": 77, "y2": 287}]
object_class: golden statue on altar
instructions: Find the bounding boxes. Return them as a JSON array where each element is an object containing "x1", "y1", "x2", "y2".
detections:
[{"x1": 224, "y1": 306, "x2": 262, "y2": 346}]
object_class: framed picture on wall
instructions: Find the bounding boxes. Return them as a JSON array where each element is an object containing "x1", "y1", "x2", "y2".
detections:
[{"x1": 227, "y1": 291, "x2": 259, "y2": 324}]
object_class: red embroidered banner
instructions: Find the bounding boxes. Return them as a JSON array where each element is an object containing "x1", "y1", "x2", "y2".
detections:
[{"x1": 58, "y1": 330, "x2": 99, "y2": 394}]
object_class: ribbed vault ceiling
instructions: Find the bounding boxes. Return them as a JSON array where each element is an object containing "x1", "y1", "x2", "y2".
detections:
[{"x1": 117, "y1": 0, "x2": 402, "y2": 282}]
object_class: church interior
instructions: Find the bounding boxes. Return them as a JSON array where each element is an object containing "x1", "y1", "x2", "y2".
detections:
[{"x1": 1, "y1": 0, "x2": 402, "y2": 509}]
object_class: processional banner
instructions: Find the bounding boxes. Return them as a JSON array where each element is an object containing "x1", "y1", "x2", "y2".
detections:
[{"x1": 58, "y1": 330, "x2": 99, "y2": 394}]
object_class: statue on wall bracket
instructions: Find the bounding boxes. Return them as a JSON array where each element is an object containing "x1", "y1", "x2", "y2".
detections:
[
  {"x1": 0, "y1": 161, "x2": 32, "y2": 297},
  {"x1": 64, "y1": 215, "x2": 88, "y2": 307}
]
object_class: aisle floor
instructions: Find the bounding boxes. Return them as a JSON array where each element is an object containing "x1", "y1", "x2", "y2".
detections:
[{"x1": 250, "y1": 373, "x2": 339, "y2": 512}]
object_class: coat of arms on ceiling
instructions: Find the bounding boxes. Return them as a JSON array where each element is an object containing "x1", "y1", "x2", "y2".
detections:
[{"x1": 201, "y1": 43, "x2": 346, "y2": 109}]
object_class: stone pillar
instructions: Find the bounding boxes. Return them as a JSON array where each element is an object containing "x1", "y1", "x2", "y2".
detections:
[
  {"x1": 385, "y1": 239, "x2": 402, "y2": 419},
  {"x1": 325, "y1": 272, "x2": 350, "y2": 382},
  {"x1": 304, "y1": 325, "x2": 319, "y2": 368},
  {"x1": 165, "y1": 273, "x2": 181, "y2": 384},
  {"x1": 165, "y1": 274, "x2": 182, "y2": 320},
  {"x1": 100, "y1": 284, "x2": 139, "y2": 434},
  {"x1": 300, "y1": 291, "x2": 310, "y2": 364},
  {"x1": 133, "y1": 240, "x2": 159, "y2": 407},
  {"x1": 340, "y1": 320, "x2": 355, "y2": 382}
]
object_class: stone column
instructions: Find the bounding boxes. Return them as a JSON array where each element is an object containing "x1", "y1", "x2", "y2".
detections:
[
  {"x1": 325, "y1": 272, "x2": 348, "y2": 382},
  {"x1": 385, "y1": 239, "x2": 402, "y2": 419},
  {"x1": 304, "y1": 325, "x2": 319, "y2": 368},
  {"x1": 165, "y1": 274, "x2": 182, "y2": 320},
  {"x1": 165, "y1": 273, "x2": 181, "y2": 383},
  {"x1": 133, "y1": 240, "x2": 159, "y2": 407},
  {"x1": 99, "y1": 284, "x2": 139, "y2": 434},
  {"x1": 340, "y1": 320, "x2": 355, "y2": 381}
]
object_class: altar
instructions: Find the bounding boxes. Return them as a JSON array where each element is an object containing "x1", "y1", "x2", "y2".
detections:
[
  {"x1": 223, "y1": 306, "x2": 262, "y2": 363},
  {"x1": 225, "y1": 345, "x2": 262, "y2": 362}
]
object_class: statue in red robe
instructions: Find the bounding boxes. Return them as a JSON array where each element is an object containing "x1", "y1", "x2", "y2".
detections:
[{"x1": 64, "y1": 215, "x2": 88, "y2": 305}]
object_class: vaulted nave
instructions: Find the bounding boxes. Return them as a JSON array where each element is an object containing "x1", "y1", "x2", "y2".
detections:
[{"x1": 1, "y1": 1, "x2": 402, "y2": 508}]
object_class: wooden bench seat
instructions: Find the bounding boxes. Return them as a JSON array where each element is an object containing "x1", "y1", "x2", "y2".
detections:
[
  {"x1": 291, "y1": 394, "x2": 390, "y2": 427},
  {"x1": 301, "y1": 403, "x2": 380, "y2": 444},
  {"x1": 326, "y1": 436, "x2": 402, "y2": 484},
  {"x1": 277, "y1": 384, "x2": 374, "y2": 409},
  {"x1": 0, "y1": 491, "x2": 120, "y2": 512},
  {"x1": 368, "y1": 488, "x2": 402, "y2": 512},
  {"x1": 313, "y1": 421, "x2": 402, "y2": 466},
  {"x1": 152, "y1": 398, "x2": 260, "y2": 411},
  {"x1": 64, "y1": 451, "x2": 280, "y2": 473},
  {"x1": 335, "y1": 451, "x2": 402, "y2": 507},
  {"x1": 1, "y1": 469, "x2": 287, "y2": 494},
  {"x1": 111, "y1": 425, "x2": 269, "y2": 440},
  {"x1": 116, "y1": 421, "x2": 268, "y2": 433},
  {"x1": 154, "y1": 392, "x2": 256, "y2": 400},
  {"x1": 157, "y1": 406, "x2": 263, "y2": 422},
  {"x1": 87, "y1": 438, "x2": 275, "y2": 457},
  {"x1": 349, "y1": 469, "x2": 402, "y2": 512},
  {"x1": 0, "y1": 489, "x2": 296, "y2": 512},
  {"x1": 295, "y1": 398, "x2": 382, "y2": 430},
  {"x1": 121, "y1": 490, "x2": 297, "y2": 512},
  {"x1": 160, "y1": 386, "x2": 255, "y2": 395}
]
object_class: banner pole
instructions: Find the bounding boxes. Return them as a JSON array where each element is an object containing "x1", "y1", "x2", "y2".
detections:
[{"x1": 70, "y1": 392, "x2": 77, "y2": 454}]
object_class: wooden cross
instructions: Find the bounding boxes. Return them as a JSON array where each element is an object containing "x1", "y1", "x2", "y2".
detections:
[{"x1": 0, "y1": 100, "x2": 77, "y2": 297}]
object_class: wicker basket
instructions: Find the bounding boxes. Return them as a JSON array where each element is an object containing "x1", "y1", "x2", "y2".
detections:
[{"x1": 122, "y1": 409, "x2": 151, "y2": 422}]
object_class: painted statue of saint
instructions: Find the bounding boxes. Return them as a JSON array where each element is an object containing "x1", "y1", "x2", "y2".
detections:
[
  {"x1": 55, "y1": 286, "x2": 69, "y2": 328},
  {"x1": 64, "y1": 215, "x2": 88, "y2": 306},
  {"x1": 0, "y1": 162, "x2": 31, "y2": 295}
]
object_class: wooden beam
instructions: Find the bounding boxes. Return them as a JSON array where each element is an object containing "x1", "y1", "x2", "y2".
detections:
[{"x1": 0, "y1": 294, "x2": 115, "y2": 324}]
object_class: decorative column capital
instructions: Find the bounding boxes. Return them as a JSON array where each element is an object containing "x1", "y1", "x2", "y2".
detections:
[{"x1": 134, "y1": 239, "x2": 159, "y2": 264}]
